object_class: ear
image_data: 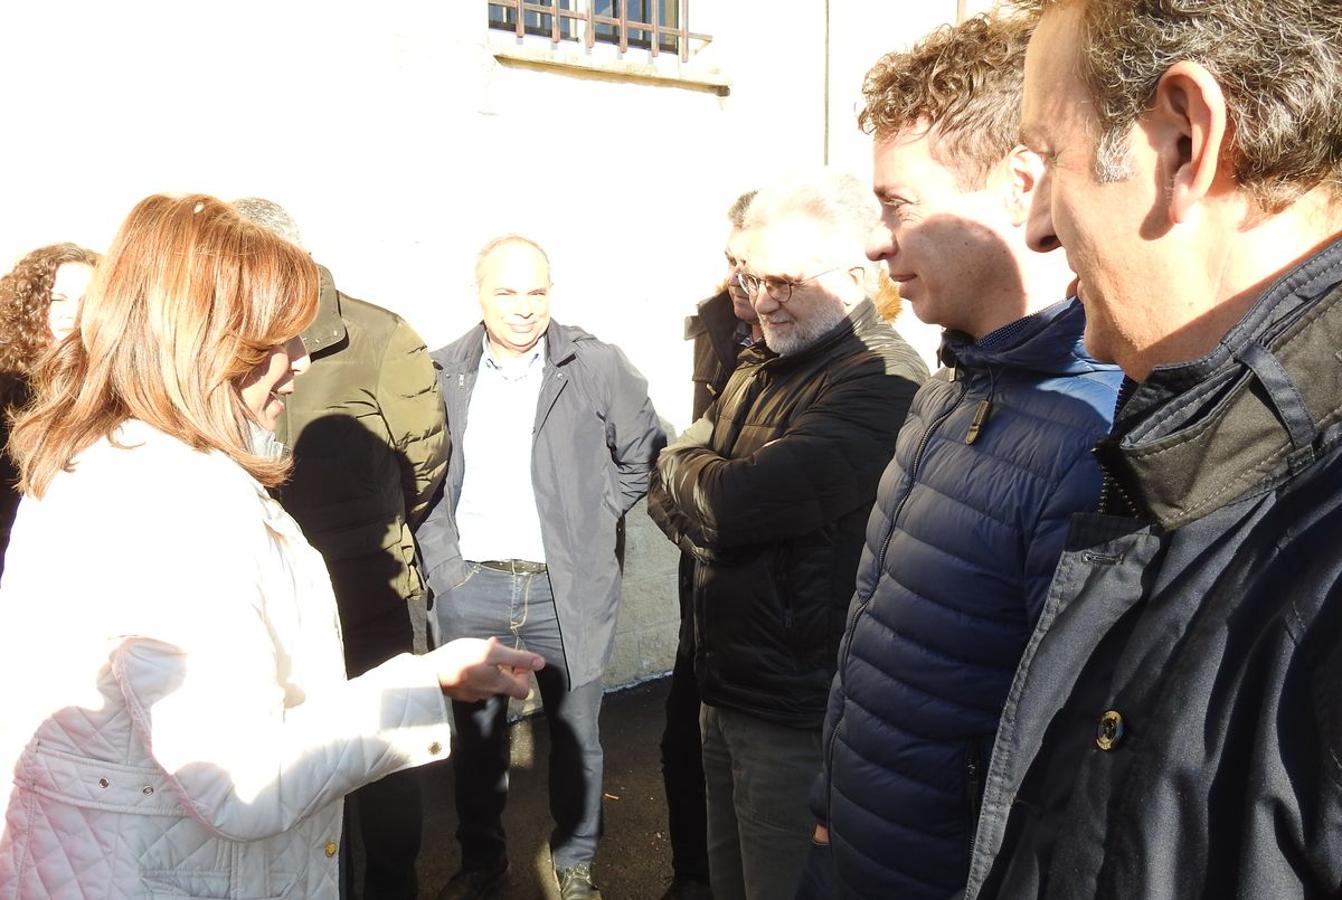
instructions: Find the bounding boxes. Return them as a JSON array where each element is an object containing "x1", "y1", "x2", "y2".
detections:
[
  {"x1": 991, "y1": 145, "x2": 1046, "y2": 227},
  {"x1": 1149, "y1": 60, "x2": 1228, "y2": 225}
]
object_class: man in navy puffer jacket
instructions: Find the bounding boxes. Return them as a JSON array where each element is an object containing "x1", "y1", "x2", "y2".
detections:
[{"x1": 798, "y1": 14, "x2": 1123, "y2": 900}]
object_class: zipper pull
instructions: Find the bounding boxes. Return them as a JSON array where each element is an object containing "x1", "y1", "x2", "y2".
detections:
[
  {"x1": 457, "y1": 372, "x2": 464, "y2": 387},
  {"x1": 965, "y1": 398, "x2": 991, "y2": 444}
]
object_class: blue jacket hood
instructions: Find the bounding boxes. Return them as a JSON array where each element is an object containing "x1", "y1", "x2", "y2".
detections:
[{"x1": 939, "y1": 298, "x2": 1110, "y2": 378}]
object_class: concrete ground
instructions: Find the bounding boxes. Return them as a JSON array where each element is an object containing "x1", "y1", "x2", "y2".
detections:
[{"x1": 350, "y1": 676, "x2": 678, "y2": 900}]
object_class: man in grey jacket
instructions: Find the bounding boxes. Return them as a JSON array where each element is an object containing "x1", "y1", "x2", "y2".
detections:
[{"x1": 417, "y1": 235, "x2": 665, "y2": 900}]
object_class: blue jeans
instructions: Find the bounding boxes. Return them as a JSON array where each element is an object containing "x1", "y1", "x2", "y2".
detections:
[
  {"x1": 434, "y1": 565, "x2": 605, "y2": 869},
  {"x1": 700, "y1": 704, "x2": 822, "y2": 900}
]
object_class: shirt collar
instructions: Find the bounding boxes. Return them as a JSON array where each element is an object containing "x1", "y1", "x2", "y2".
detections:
[{"x1": 481, "y1": 333, "x2": 546, "y2": 379}]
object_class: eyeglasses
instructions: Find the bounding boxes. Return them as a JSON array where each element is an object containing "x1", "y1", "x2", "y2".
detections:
[{"x1": 737, "y1": 267, "x2": 847, "y2": 304}]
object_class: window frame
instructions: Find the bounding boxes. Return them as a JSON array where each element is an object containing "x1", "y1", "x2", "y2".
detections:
[{"x1": 486, "y1": 0, "x2": 710, "y2": 63}]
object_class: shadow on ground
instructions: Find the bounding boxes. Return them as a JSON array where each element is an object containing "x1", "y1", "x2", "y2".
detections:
[{"x1": 350, "y1": 676, "x2": 674, "y2": 899}]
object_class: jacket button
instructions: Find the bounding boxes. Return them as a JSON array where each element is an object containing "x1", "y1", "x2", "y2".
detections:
[
  {"x1": 429, "y1": 741, "x2": 442, "y2": 755},
  {"x1": 98, "y1": 778, "x2": 110, "y2": 788},
  {"x1": 324, "y1": 841, "x2": 338, "y2": 858},
  {"x1": 1096, "y1": 710, "x2": 1125, "y2": 750}
]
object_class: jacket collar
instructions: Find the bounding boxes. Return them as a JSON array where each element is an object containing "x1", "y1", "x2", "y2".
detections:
[
  {"x1": 300, "y1": 266, "x2": 347, "y2": 356},
  {"x1": 689, "y1": 290, "x2": 750, "y2": 368},
  {"x1": 938, "y1": 297, "x2": 1108, "y2": 377},
  {"x1": 745, "y1": 298, "x2": 881, "y2": 369},
  {"x1": 435, "y1": 319, "x2": 587, "y2": 373},
  {"x1": 1097, "y1": 233, "x2": 1342, "y2": 529}
]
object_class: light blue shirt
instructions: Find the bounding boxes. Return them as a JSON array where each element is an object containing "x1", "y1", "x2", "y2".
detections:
[{"x1": 455, "y1": 335, "x2": 548, "y2": 563}]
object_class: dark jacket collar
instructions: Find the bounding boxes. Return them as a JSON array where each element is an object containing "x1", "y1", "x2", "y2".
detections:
[
  {"x1": 688, "y1": 290, "x2": 748, "y2": 370},
  {"x1": 435, "y1": 319, "x2": 591, "y2": 372},
  {"x1": 1097, "y1": 233, "x2": 1342, "y2": 529},
  {"x1": 938, "y1": 298, "x2": 1109, "y2": 378},
  {"x1": 301, "y1": 266, "x2": 347, "y2": 356}
]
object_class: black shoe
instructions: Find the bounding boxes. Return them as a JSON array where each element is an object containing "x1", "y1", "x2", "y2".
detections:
[
  {"x1": 660, "y1": 876, "x2": 713, "y2": 899},
  {"x1": 435, "y1": 862, "x2": 509, "y2": 900},
  {"x1": 555, "y1": 862, "x2": 603, "y2": 900}
]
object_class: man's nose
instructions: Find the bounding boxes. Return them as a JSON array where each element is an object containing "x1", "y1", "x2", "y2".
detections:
[
  {"x1": 866, "y1": 221, "x2": 896, "y2": 262},
  {"x1": 751, "y1": 288, "x2": 780, "y2": 316}
]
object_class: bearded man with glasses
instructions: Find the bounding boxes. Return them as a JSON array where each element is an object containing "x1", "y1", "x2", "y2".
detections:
[{"x1": 648, "y1": 169, "x2": 928, "y2": 900}]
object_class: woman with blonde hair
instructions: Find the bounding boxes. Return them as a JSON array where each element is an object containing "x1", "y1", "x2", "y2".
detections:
[
  {"x1": 0, "y1": 241, "x2": 99, "y2": 573},
  {"x1": 0, "y1": 194, "x2": 542, "y2": 899}
]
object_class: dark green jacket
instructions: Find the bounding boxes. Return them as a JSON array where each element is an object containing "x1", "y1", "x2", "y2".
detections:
[{"x1": 275, "y1": 268, "x2": 447, "y2": 604}]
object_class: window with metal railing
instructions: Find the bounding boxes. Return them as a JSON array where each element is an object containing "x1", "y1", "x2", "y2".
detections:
[{"x1": 487, "y1": 0, "x2": 710, "y2": 62}]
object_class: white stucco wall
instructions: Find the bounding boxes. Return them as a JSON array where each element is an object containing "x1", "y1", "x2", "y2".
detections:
[{"x1": 1, "y1": 0, "x2": 976, "y2": 687}]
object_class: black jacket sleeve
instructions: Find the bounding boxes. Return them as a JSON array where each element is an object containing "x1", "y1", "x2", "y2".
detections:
[{"x1": 654, "y1": 365, "x2": 919, "y2": 551}]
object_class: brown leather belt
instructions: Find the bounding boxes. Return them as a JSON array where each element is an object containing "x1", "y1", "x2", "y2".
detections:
[{"x1": 478, "y1": 559, "x2": 548, "y2": 575}]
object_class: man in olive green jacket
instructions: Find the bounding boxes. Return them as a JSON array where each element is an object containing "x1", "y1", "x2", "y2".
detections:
[{"x1": 236, "y1": 199, "x2": 448, "y2": 900}]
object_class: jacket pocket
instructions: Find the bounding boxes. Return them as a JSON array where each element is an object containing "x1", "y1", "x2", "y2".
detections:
[
  {"x1": 141, "y1": 869, "x2": 295, "y2": 899},
  {"x1": 140, "y1": 869, "x2": 297, "y2": 895}
]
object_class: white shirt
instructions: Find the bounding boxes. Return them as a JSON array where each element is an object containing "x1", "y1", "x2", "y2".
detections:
[{"x1": 455, "y1": 335, "x2": 548, "y2": 563}]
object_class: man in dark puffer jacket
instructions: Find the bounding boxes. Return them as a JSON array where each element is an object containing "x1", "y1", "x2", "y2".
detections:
[
  {"x1": 797, "y1": 16, "x2": 1122, "y2": 900},
  {"x1": 649, "y1": 170, "x2": 927, "y2": 900}
]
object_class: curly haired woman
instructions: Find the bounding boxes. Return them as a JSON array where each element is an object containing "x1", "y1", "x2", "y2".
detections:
[{"x1": 0, "y1": 242, "x2": 98, "y2": 574}]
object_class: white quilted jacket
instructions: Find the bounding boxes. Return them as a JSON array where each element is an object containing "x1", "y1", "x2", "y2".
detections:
[{"x1": 0, "y1": 421, "x2": 452, "y2": 899}]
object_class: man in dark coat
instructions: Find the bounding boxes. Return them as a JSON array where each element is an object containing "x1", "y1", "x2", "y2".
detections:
[
  {"x1": 234, "y1": 199, "x2": 448, "y2": 900},
  {"x1": 660, "y1": 189, "x2": 759, "y2": 900},
  {"x1": 964, "y1": 3, "x2": 1342, "y2": 898},
  {"x1": 799, "y1": 16, "x2": 1123, "y2": 900},
  {"x1": 417, "y1": 235, "x2": 665, "y2": 900},
  {"x1": 648, "y1": 170, "x2": 928, "y2": 900}
]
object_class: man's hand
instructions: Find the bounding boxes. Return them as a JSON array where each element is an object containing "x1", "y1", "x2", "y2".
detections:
[
  {"x1": 669, "y1": 415, "x2": 714, "y2": 452},
  {"x1": 430, "y1": 637, "x2": 544, "y2": 702},
  {"x1": 795, "y1": 824, "x2": 834, "y2": 899}
]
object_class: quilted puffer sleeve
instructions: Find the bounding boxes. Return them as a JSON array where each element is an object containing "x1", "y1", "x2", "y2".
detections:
[
  {"x1": 810, "y1": 668, "x2": 847, "y2": 825},
  {"x1": 377, "y1": 318, "x2": 448, "y2": 528},
  {"x1": 109, "y1": 476, "x2": 451, "y2": 842},
  {"x1": 113, "y1": 640, "x2": 449, "y2": 841}
]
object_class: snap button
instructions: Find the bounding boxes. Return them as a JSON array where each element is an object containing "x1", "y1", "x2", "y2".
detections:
[
  {"x1": 429, "y1": 741, "x2": 442, "y2": 755},
  {"x1": 98, "y1": 778, "x2": 110, "y2": 788},
  {"x1": 324, "y1": 841, "x2": 338, "y2": 858},
  {"x1": 1096, "y1": 710, "x2": 1125, "y2": 751},
  {"x1": 142, "y1": 786, "x2": 154, "y2": 795}
]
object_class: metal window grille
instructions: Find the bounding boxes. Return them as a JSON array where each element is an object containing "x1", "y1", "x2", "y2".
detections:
[{"x1": 487, "y1": 0, "x2": 711, "y2": 63}]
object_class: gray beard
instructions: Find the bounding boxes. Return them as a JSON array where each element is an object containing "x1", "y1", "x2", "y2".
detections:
[{"x1": 762, "y1": 303, "x2": 848, "y2": 356}]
